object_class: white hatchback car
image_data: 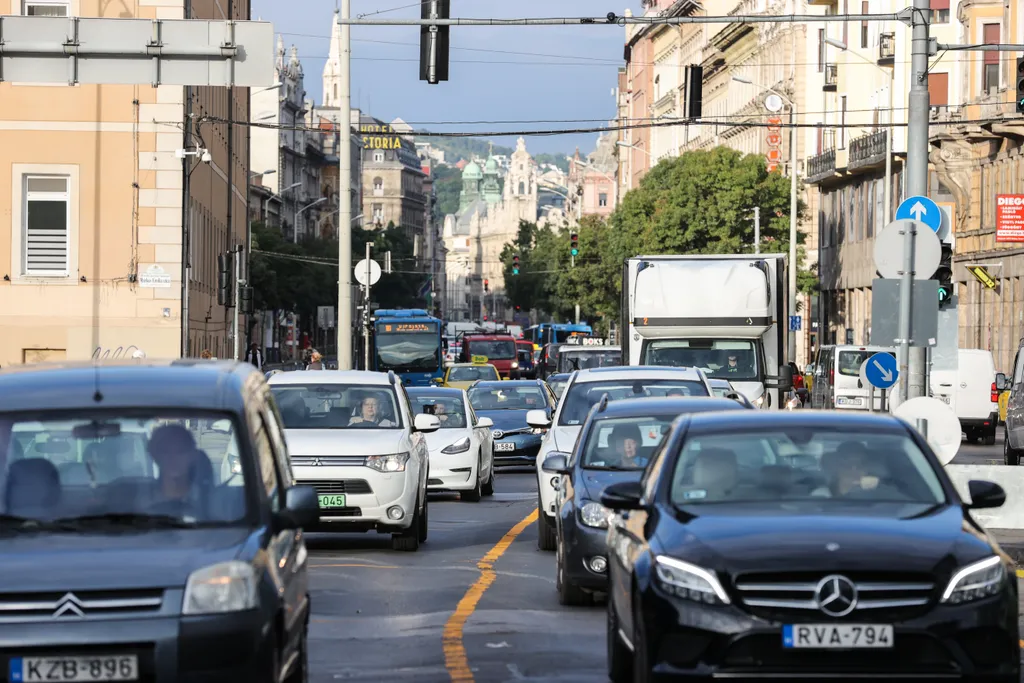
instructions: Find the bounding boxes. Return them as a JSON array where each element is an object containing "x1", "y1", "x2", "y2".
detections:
[
  {"x1": 407, "y1": 386, "x2": 496, "y2": 501},
  {"x1": 268, "y1": 370, "x2": 439, "y2": 551},
  {"x1": 528, "y1": 366, "x2": 714, "y2": 551}
]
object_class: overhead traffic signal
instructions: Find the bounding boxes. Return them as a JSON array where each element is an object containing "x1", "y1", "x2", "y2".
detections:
[
  {"x1": 512, "y1": 253, "x2": 520, "y2": 275},
  {"x1": 239, "y1": 286, "x2": 254, "y2": 315},
  {"x1": 483, "y1": 278, "x2": 489, "y2": 293},
  {"x1": 419, "y1": 0, "x2": 450, "y2": 84},
  {"x1": 217, "y1": 252, "x2": 232, "y2": 307},
  {"x1": 570, "y1": 232, "x2": 579, "y2": 257},
  {"x1": 1016, "y1": 56, "x2": 1024, "y2": 114}
]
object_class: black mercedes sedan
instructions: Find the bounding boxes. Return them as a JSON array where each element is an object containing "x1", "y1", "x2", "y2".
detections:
[
  {"x1": 602, "y1": 410, "x2": 1019, "y2": 682},
  {"x1": 541, "y1": 396, "x2": 751, "y2": 606},
  {"x1": 468, "y1": 380, "x2": 556, "y2": 467}
]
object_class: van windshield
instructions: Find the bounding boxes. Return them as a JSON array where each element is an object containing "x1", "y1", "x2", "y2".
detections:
[
  {"x1": 838, "y1": 350, "x2": 895, "y2": 377},
  {"x1": 642, "y1": 339, "x2": 759, "y2": 382}
]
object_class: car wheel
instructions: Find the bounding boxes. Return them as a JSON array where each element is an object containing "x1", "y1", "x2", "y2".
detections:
[
  {"x1": 1004, "y1": 429, "x2": 1020, "y2": 466},
  {"x1": 556, "y1": 542, "x2": 590, "y2": 606},
  {"x1": 606, "y1": 595, "x2": 632, "y2": 683},
  {"x1": 983, "y1": 428, "x2": 997, "y2": 446},
  {"x1": 481, "y1": 462, "x2": 495, "y2": 496},
  {"x1": 392, "y1": 495, "x2": 421, "y2": 551},
  {"x1": 462, "y1": 458, "x2": 483, "y2": 502},
  {"x1": 283, "y1": 624, "x2": 309, "y2": 683},
  {"x1": 418, "y1": 492, "x2": 429, "y2": 543},
  {"x1": 537, "y1": 492, "x2": 556, "y2": 551}
]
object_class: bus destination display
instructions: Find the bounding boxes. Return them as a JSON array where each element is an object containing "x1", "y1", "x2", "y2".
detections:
[{"x1": 381, "y1": 322, "x2": 438, "y2": 333}]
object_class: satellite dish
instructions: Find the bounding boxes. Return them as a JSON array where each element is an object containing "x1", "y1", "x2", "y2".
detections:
[
  {"x1": 763, "y1": 94, "x2": 785, "y2": 113},
  {"x1": 893, "y1": 396, "x2": 961, "y2": 465}
]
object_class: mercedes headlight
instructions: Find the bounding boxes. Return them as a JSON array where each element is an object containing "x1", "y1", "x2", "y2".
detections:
[
  {"x1": 441, "y1": 437, "x2": 471, "y2": 454},
  {"x1": 366, "y1": 452, "x2": 410, "y2": 473},
  {"x1": 941, "y1": 556, "x2": 1005, "y2": 604},
  {"x1": 654, "y1": 556, "x2": 730, "y2": 605},
  {"x1": 182, "y1": 561, "x2": 258, "y2": 614},
  {"x1": 579, "y1": 501, "x2": 611, "y2": 529}
]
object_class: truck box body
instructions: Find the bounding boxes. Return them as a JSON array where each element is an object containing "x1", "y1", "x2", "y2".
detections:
[{"x1": 622, "y1": 254, "x2": 788, "y2": 409}]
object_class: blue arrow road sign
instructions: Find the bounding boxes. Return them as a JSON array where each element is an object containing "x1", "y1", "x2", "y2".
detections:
[
  {"x1": 895, "y1": 195, "x2": 942, "y2": 233},
  {"x1": 863, "y1": 352, "x2": 899, "y2": 390},
  {"x1": 789, "y1": 315, "x2": 801, "y2": 331}
]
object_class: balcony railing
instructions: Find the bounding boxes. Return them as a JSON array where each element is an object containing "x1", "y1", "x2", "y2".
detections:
[
  {"x1": 823, "y1": 63, "x2": 838, "y2": 91},
  {"x1": 805, "y1": 149, "x2": 837, "y2": 184},
  {"x1": 878, "y1": 33, "x2": 895, "y2": 65},
  {"x1": 848, "y1": 130, "x2": 888, "y2": 170}
]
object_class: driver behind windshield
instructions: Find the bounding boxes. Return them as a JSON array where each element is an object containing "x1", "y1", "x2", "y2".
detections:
[
  {"x1": 609, "y1": 423, "x2": 647, "y2": 469},
  {"x1": 348, "y1": 396, "x2": 395, "y2": 427},
  {"x1": 692, "y1": 448, "x2": 739, "y2": 500}
]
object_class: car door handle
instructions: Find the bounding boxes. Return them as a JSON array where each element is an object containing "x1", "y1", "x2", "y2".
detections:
[{"x1": 940, "y1": 383, "x2": 952, "y2": 387}]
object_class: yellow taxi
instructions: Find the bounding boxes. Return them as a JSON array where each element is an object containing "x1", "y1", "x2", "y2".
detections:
[{"x1": 439, "y1": 357, "x2": 501, "y2": 390}]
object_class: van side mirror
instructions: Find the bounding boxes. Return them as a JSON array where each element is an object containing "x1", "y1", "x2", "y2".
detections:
[
  {"x1": 995, "y1": 373, "x2": 1008, "y2": 392},
  {"x1": 764, "y1": 365, "x2": 794, "y2": 391}
]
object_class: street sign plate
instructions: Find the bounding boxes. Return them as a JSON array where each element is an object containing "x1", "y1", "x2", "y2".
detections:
[
  {"x1": 894, "y1": 195, "x2": 942, "y2": 233},
  {"x1": 789, "y1": 315, "x2": 801, "y2": 331},
  {"x1": 869, "y1": 278, "x2": 939, "y2": 348},
  {"x1": 862, "y1": 352, "x2": 899, "y2": 390},
  {"x1": 354, "y1": 259, "x2": 382, "y2": 286},
  {"x1": 873, "y1": 220, "x2": 941, "y2": 280}
]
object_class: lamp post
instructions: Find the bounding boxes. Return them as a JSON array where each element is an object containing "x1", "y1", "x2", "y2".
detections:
[
  {"x1": 824, "y1": 36, "x2": 893, "y2": 223},
  {"x1": 732, "y1": 75, "x2": 799, "y2": 367},
  {"x1": 294, "y1": 197, "x2": 327, "y2": 243}
]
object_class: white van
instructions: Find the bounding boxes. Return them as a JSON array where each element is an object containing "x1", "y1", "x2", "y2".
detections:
[
  {"x1": 937, "y1": 349, "x2": 998, "y2": 445},
  {"x1": 810, "y1": 344, "x2": 896, "y2": 411}
]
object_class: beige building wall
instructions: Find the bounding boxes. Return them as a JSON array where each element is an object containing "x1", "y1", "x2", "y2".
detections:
[{"x1": 0, "y1": 0, "x2": 249, "y2": 365}]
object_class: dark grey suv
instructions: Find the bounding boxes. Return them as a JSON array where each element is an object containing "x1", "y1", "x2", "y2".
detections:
[{"x1": 0, "y1": 360, "x2": 318, "y2": 683}]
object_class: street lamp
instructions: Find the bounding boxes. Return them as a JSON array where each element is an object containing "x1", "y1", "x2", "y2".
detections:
[
  {"x1": 824, "y1": 36, "x2": 893, "y2": 223},
  {"x1": 616, "y1": 140, "x2": 651, "y2": 156},
  {"x1": 249, "y1": 169, "x2": 275, "y2": 179},
  {"x1": 731, "y1": 74, "x2": 799, "y2": 367},
  {"x1": 262, "y1": 181, "x2": 300, "y2": 229},
  {"x1": 294, "y1": 197, "x2": 327, "y2": 243}
]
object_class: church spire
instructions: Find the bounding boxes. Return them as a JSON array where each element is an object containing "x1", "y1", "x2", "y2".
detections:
[{"x1": 323, "y1": 10, "x2": 342, "y2": 108}]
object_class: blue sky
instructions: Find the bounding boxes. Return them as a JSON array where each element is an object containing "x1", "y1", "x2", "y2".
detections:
[{"x1": 252, "y1": 0, "x2": 631, "y2": 156}]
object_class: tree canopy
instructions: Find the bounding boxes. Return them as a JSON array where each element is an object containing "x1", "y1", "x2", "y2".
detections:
[{"x1": 499, "y1": 146, "x2": 818, "y2": 329}]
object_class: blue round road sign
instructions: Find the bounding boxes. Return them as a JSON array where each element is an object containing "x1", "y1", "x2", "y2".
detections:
[
  {"x1": 895, "y1": 195, "x2": 942, "y2": 233},
  {"x1": 863, "y1": 352, "x2": 899, "y2": 390}
]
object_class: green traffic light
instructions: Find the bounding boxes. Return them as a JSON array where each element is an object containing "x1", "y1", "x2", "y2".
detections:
[
  {"x1": 513, "y1": 267, "x2": 519, "y2": 275},
  {"x1": 571, "y1": 248, "x2": 579, "y2": 256}
]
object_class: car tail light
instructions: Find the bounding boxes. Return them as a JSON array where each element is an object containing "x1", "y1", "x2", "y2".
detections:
[
  {"x1": 991, "y1": 382, "x2": 999, "y2": 403},
  {"x1": 830, "y1": 368, "x2": 834, "y2": 385}
]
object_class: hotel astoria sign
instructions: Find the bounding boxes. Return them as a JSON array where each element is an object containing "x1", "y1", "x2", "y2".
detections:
[{"x1": 360, "y1": 123, "x2": 403, "y2": 150}]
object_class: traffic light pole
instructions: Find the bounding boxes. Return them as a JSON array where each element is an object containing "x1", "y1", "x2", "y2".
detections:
[{"x1": 232, "y1": 245, "x2": 242, "y2": 360}]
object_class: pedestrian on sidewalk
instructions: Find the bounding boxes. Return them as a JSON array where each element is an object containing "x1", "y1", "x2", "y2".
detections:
[
  {"x1": 306, "y1": 351, "x2": 324, "y2": 370},
  {"x1": 244, "y1": 342, "x2": 263, "y2": 370}
]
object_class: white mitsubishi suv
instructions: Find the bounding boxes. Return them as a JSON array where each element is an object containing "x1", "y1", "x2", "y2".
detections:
[
  {"x1": 528, "y1": 366, "x2": 714, "y2": 550},
  {"x1": 268, "y1": 369, "x2": 439, "y2": 551}
]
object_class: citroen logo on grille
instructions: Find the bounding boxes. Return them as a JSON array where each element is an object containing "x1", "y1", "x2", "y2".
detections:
[
  {"x1": 492, "y1": 430, "x2": 504, "y2": 440},
  {"x1": 311, "y1": 458, "x2": 323, "y2": 467},
  {"x1": 815, "y1": 575, "x2": 857, "y2": 617},
  {"x1": 52, "y1": 593, "x2": 86, "y2": 618}
]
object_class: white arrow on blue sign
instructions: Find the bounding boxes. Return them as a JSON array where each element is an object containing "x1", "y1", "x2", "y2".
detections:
[
  {"x1": 863, "y1": 352, "x2": 899, "y2": 390},
  {"x1": 895, "y1": 195, "x2": 942, "y2": 233}
]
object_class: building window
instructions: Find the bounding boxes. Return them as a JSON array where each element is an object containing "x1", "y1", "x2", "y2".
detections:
[
  {"x1": 982, "y1": 24, "x2": 1000, "y2": 93},
  {"x1": 372, "y1": 204, "x2": 384, "y2": 223},
  {"x1": 373, "y1": 151, "x2": 384, "y2": 163},
  {"x1": 599, "y1": 193, "x2": 608, "y2": 207},
  {"x1": 928, "y1": 72, "x2": 949, "y2": 109},
  {"x1": 373, "y1": 176, "x2": 383, "y2": 195},
  {"x1": 929, "y1": 0, "x2": 949, "y2": 23},
  {"x1": 22, "y1": 0, "x2": 69, "y2": 15},
  {"x1": 21, "y1": 175, "x2": 71, "y2": 276},
  {"x1": 860, "y1": 1, "x2": 868, "y2": 48}
]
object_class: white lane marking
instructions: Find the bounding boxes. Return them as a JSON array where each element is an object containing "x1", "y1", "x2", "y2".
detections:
[{"x1": 486, "y1": 641, "x2": 511, "y2": 648}]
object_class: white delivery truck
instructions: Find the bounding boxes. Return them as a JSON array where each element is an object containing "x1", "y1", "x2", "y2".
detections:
[{"x1": 621, "y1": 254, "x2": 793, "y2": 409}]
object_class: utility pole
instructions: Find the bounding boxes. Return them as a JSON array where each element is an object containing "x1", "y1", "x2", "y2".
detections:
[
  {"x1": 786, "y1": 98, "x2": 798, "y2": 368},
  {"x1": 902, "y1": 0, "x2": 930, "y2": 401},
  {"x1": 337, "y1": 0, "x2": 354, "y2": 370},
  {"x1": 232, "y1": 245, "x2": 242, "y2": 360},
  {"x1": 753, "y1": 206, "x2": 760, "y2": 254},
  {"x1": 363, "y1": 241, "x2": 373, "y2": 370}
]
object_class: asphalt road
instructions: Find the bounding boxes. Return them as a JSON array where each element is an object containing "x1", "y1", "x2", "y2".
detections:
[
  {"x1": 303, "y1": 467, "x2": 1024, "y2": 683},
  {"x1": 952, "y1": 429, "x2": 1005, "y2": 465}
]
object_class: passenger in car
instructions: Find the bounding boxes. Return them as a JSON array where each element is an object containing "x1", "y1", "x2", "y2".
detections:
[
  {"x1": 6, "y1": 457, "x2": 61, "y2": 517},
  {"x1": 692, "y1": 449, "x2": 739, "y2": 500}
]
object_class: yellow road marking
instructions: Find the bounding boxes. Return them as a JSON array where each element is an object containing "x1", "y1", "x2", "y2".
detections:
[
  {"x1": 309, "y1": 563, "x2": 400, "y2": 569},
  {"x1": 442, "y1": 508, "x2": 538, "y2": 682}
]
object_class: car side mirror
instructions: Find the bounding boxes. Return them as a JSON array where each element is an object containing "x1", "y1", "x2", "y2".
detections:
[
  {"x1": 995, "y1": 373, "x2": 1008, "y2": 392},
  {"x1": 541, "y1": 452, "x2": 571, "y2": 474},
  {"x1": 275, "y1": 485, "x2": 319, "y2": 530},
  {"x1": 771, "y1": 365, "x2": 794, "y2": 391},
  {"x1": 966, "y1": 479, "x2": 1006, "y2": 510},
  {"x1": 600, "y1": 480, "x2": 646, "y2": 511},
  {"x1": 414, "y1": 413, "x2": 441, "y2": 433},
  {"x1": 526, "y1": 409, "x2": 552, "y2": 429},
  {"x1": 477, "y1": 416, "x2": 493, "y2": 428}
]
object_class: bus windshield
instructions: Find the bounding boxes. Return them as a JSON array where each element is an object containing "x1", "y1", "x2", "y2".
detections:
[{"x1": 375, "y1": 328, "x2": 441, "y2": 373}]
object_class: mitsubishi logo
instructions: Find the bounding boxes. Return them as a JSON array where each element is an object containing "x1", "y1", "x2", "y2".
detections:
[
  {"x1": 52, "y1": 593, "x2": 86, "y2": 618},
  {"x1": 311, "y1": 458, "x2": 323, "y2": 467},
  {"x1": 815, "y1": 575, "x2": 857, "y2": 617}
]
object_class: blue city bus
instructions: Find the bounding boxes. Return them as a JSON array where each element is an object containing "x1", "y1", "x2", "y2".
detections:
[
  {"x1": 524, "y1": 323, "x2": 594, "y2": 347},
  {"x1": 371, "y1": 309, "x2": 444, "y2": 386}
]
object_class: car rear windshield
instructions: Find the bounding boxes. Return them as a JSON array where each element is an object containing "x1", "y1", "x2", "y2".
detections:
[
  {"x1": 559, "y1": 350, "x2": 621, "y2": 372},
  {"x1": 582, "y1": 416, "x2": 675, "y2": 470},
  {"x1": 557, "y1": 379, "x2": 709, "y2": 426},
  {"x1": 669, "y1": 428, "x2": 945, "y2": 507},
  {"x1": 469, "y1": 385, "x2": 548, "y2": 411},
  {"x1": 271, "y1": 384, "x2": 402, "y2": 429},
  {"x1": 409, "y1": 393, "x2": 468, "y2": 429},
  {"x1": 838, "y1": 350, "x2": 895, "y2": 376},
  {"x1": 448, "y1": 365, "x2": 498, "y2": 382},
  {"x1": 0, "y1": 413, "x2": 248, "y2": 525},
  {"x1": 468, "y1": 340, "x2": 516, "y2": 360}
]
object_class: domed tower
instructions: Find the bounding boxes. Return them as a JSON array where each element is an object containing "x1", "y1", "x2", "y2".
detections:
[
  {"x1": 459, "y1": 160, "x2": 483, "y2": 211},
  {"x1": 482, "y1": 156, "x2": 501, "y2": 204}
]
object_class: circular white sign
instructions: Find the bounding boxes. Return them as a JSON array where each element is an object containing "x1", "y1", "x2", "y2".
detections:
[
  {"x1": 873, "y1": 220, "x2": 942, "y2": 281},
  {"x1": 354, "y1": 258, "x2": 382, "y2": 286},
  {"x1": 763, "y1": 94, "x2": 785, "y2": 113},
  {"x1": 893, "y1": 396, "x2": 962, "y2": 465}
]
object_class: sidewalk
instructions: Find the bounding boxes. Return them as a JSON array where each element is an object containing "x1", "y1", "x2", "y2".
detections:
[{"x1": 991, "y1": 529, "x2": 1024, "y2": 564}]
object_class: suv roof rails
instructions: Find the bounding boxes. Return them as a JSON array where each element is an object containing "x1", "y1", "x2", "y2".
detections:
[
  {"x1": 387, "y1": 370, "x2": 397, "y2": 385},
  {"x1": 597, "y1": 393, "x2": 610, "y2": 413}
]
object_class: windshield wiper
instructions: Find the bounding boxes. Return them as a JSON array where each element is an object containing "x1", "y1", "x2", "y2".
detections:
[
  {"x1": 0, "y1": 514, "x2": 81, "y2": 531},
  {"x1": 53, "y1": 513, "x2": 199, "y2": 529}
]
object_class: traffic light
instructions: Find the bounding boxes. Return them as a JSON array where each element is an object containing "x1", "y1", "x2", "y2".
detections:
[
  {"x1": 570, "y1": 232, "x2": 579, "y2": 256},
  {"x1": 217, "y1": 252, "x2": 232, "y2": 307},
  {"x1": 419, "y1": 0, "x2": 450, "y2": 84},
  {"x1": 684, "y1": 64, "x2": 703, "y2": 119},
  {"x1": 512, "y1": 253, "x2": 520, "y2": 275},
  {"x1": 1016, "y1": 56, "x2": 1024, "y2": 114},
  {"x1": 239, "y1": 286, "x2": 253, "y2": 315},
  {"x1": 483, "y1": 278, "x2": 489, "y2": 293},
  {"x1": 937, "y1": 236, "x2": 954, "y2": 308}
]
